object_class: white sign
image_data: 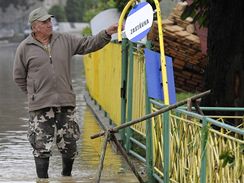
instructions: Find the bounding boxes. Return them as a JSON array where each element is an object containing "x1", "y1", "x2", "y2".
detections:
[
  {"x1": 124, "y1": 2, "x2": 153, "y2": 42},
  {"x1": 90, "y1": 8, "x2": 120, "y2": 41}
]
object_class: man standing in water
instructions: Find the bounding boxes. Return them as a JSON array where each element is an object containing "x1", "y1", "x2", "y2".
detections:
[{"x1": 13, "y1": 7, "x2": 118, "y2": 179}]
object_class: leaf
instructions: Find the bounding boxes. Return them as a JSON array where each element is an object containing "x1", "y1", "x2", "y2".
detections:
[
  {"x1": 198, "y1": 16, "x2": 205, "y2": 26},
  {"x1": 181, "y1": 5, "x2": 196, "y2": 20},
  {"x1": 219, "y1": 151, "x2": 228, "y2": 160},
  {"x1": 240, "y1": 144, "x2": 244, "y2": 154},
  {"x1": 181, "y1": 0, "x2": 209, "y2": 28},
  {"x1": 222, "y1": 158, "x2": 228, "y2": 167},
  {"x1": 219, "y1": 151, "x2": 235, "y2": 168}
]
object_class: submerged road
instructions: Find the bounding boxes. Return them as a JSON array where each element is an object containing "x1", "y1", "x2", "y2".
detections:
[{"x1": 0, "y1": 43, "x2": 138, "y2": 183}]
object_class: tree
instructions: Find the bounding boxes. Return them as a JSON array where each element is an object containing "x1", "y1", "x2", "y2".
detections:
[
  {"x1": 205, "y1": 0, "x2": 244, "y2": 109},
  {"x1": 83, "y1": 0, "x2": 116, "y2": 22},
  {"x1": 181, "y1": 0, "x2": 244, "y2": 126},
  {"x1": 0, "y1": 0, "x2": 43, "y2": 12},
  {"x1": 49, "y1": 5, "x2": 67, "y2": 22},
  {"x1": 115, "y1": 0, "x2": 128, "y2": 12},
  {"x1": 65, "y1": 0, "x2": 84, "y2": 22},
  {"x1": 65, "y1": 0, "x2": 116, "y2": 22},
  {"x1": 115, "y1": 0, "x2": 156, "y2": 12}
]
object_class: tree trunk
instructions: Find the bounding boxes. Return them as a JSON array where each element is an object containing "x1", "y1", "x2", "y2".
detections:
[{"x1": 203, "y1": 0, "x2": 244, "y2": 110}]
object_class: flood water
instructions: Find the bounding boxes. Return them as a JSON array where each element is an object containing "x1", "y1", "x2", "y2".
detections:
[{"x1": 0, "y1": 43, "x2": 138, "y2": 183}]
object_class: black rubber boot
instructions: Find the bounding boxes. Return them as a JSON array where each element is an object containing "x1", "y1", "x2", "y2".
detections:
[
  {"x1": 61, "y1": 157, "x2": 74, "y2": 176},
  {"x1": 34, "y1": 157, "x2": 49, "y2": 178}
]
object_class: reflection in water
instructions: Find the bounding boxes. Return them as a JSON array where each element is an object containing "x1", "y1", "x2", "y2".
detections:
[{"x1": 0, "y1": 44, "x2": 137, "y2": 183}]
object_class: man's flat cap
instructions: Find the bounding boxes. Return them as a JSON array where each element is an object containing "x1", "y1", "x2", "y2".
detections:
[{"x1": 28, "y1": 7, "x2": 53, "y2": 24}]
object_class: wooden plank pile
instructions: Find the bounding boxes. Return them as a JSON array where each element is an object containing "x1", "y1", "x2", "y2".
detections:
[{"x1": 147, "y1": 1, "x2": 207, "y2": 92}]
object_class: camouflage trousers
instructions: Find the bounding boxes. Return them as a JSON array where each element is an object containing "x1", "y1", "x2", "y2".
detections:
[{"x1": 28, "y1": 107, "x2": 80, "y2": 159}]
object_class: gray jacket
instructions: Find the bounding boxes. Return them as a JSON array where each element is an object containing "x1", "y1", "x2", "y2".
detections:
[{"x1": 13, "y1": 30, "x2": 111, "y2": 111}]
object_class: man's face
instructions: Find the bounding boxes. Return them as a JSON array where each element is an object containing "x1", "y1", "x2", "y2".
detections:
[{"x1": 32, "y1": 18, "x2": 52, "y2": 36}]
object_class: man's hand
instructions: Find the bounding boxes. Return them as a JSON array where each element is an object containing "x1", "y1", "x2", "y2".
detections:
[{"x1": 105, "y1": 24, "x2": 119, "y2": 36}]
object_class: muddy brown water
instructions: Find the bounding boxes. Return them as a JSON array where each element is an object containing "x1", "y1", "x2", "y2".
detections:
[{"x1": 0, "y1": 43, "x2": 139, "y2": 183}]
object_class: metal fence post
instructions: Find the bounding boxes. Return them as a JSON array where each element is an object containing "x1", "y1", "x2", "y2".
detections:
[
  {"x1": 125, "y1": 42, "x2": 134, "y2": 152},
  {"x1": 121, "y1": 38, "x2": 129, "y2": 144},
  {"x1": 145, "y1": 42, "x2": 156, "y2": 183},
  {"x1": 163, "y1": 111, "x2": 170, "y2": 183},
  {"x1": 200, "y1": 117, "x2": 208, "y2": 183},
  {"x1": 145, "y1": 90, "x2": 155, "y2": 183}
]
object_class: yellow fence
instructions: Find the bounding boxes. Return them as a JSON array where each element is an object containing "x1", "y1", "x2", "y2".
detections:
[
  {"x1": 84, "y1": 42, "x2": 147, "y2": 134},
  {"x1": 151, "y1": 103, "x2": 244, "y2": 183},
  {"x1": 83, "y1": 43, "x2": 122, "y2": 125},
  {"x1": 130, "y1": 49, "x2": 147, "y2": 137},
  {"x1": 83, "y1": 41, "x2": 244, "y2": 183}
]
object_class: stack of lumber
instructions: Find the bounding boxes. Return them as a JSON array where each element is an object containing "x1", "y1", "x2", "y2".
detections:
[{"x1": 147, "y1": 1, "x2": 207, "y2": 92}]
